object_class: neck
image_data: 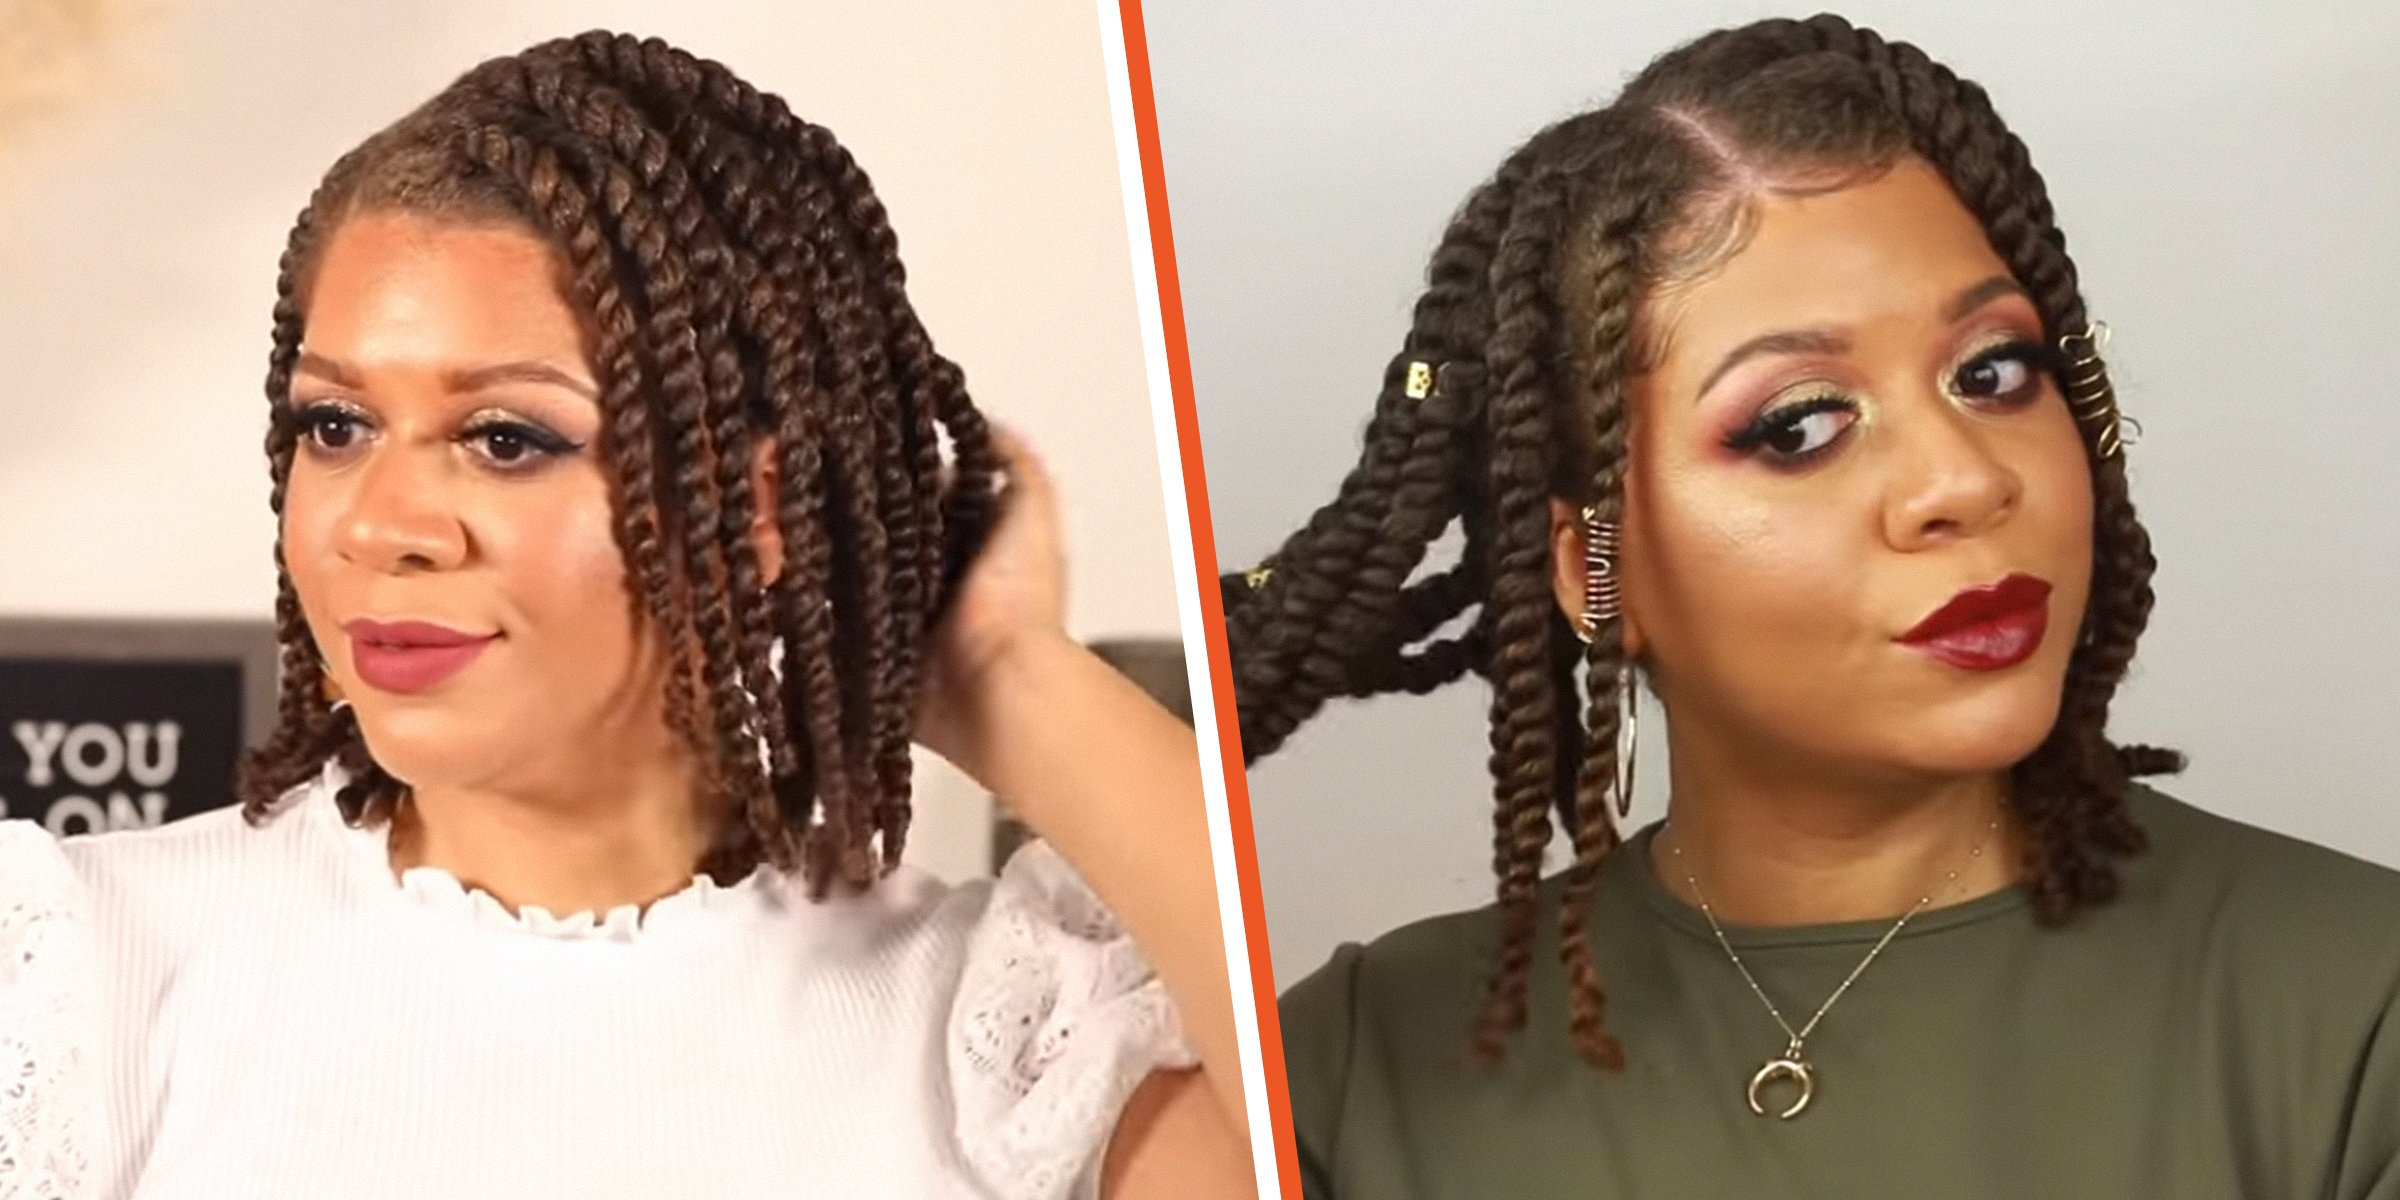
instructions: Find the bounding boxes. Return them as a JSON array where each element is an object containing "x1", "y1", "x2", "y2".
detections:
[
  {"x1": 1650, "y1": 733, "x2": 2022, "y2": 927},
  {"x1": 387, "y1": 746, "x2": 717, "y2": 918}
]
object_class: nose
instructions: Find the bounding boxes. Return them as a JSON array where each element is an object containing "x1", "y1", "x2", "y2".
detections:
[
  {"x1": 332, "y1": 444, "x2": 469, "y2": 574},
  {"x1": 1881, "y1": 400, "x2": 2022, "y2": 552}
]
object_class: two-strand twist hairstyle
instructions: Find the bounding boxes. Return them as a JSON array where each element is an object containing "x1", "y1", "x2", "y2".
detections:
[
  {"x1": 235, "y1": 31, "x2": 1000, "y2": 895},
  {"x1": 1221, "y1": 14, "x2": 2184, "y2": 1068}
]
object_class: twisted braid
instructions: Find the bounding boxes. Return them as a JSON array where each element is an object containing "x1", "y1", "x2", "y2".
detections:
[
  {"x1": 238, "y1": 188, "x2": 401, "y2": 817},
  {"x1": 578, "y1": 32, "x2": 991, "y2": 870},
  {"x1": 1222, "y1": 13, "x2": 2181, "y2": 1067},
  {"x1": 1224, "y1": 162, "x2": 1525, "y2": 759},
  {"x1": 1468, "y1": 161, "x2": 1588, "y2": 1060},
  {"x1": 1549, "y1": 165, "x2": 1659, "y2": 1074}
]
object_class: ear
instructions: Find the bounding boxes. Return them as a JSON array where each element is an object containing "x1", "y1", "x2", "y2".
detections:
[
  {"x1": 750, "y1": 440, "x2": 785, "y2": 587},
  {"x1": 1546, "y1": 497, "x2": 1645, "y2": 658}
]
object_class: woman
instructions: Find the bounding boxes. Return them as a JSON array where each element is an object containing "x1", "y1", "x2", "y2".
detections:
[
  {"x1": 1222, "y1": 15, "x2": 2400, "y2": 1198},
  {"x1": 0, "y1": 31, "x2": 1253, "y2": 1200}
]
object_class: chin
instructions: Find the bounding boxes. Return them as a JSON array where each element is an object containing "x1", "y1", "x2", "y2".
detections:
[
  {"x1": 347, "y1": 701, "x2": 517, "y2": 792},
  {"x1": 1892, "y1": 670, "x2": 2069, "y2": 777}
]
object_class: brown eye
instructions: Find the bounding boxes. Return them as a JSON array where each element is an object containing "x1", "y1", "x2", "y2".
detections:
[
  {"x1": 1763, "y1": 408, "x2": 1850, "y2": 457},
  {"x1": 295, "y1": 405, "x2": 367, "y2": 452},
  {"x1": 478, "y1": 426, "x2": 533, "y2": 463},
  {"x1": 1951, "y1": 340, "x2": 2057, "y2": 405},
  {"x1": 1725, "y1": 394, "x2": 1860, "y2": 467},
  {"x1": 460, "y1": 417, "x2": 581, "y2": 471},
  {"x1": 1957, "y1": 355, "x2": 2027, "y2": 397}
]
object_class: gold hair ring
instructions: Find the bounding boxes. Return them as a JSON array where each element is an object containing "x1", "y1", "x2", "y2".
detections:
[
  {"x1": 1404, "y1": 360, "x2": 1436, "y2": 400},
  {"x1": 2056, "y1": 321, "x2": 2129, "y2": 459}
]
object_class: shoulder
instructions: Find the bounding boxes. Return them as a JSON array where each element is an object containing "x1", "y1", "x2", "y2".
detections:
[
  {"x1": 0, "y1": 823, "x2": 101, "y2": 1200},
  {"x1": 784, "y1": 841, "x2": 1193, "y2": 1198},
  {"x1": 0, "y1": 819, "x2": 80, "y2": 908},
  {"x1": 63, "y1": 799, "x2": 295, "y2": 896},
  {"x1": 757, "y1": 851, "x2": 994, "y2": 975},
  {"x1": 1283, "y1": 901, "x2": 1499, "y2": 1036},
  {"x1": 794, "y1": 839, "x2": 1135, "y2": 966},
  {"x1": 2123, "y1": 783, "x2": 2400, "y2": 922},
  {"x1": 2116, "y1": 783, "x2": 2400, "y2": 1001},
  {"x1": 738, "y1": 841, "x2": 1062, "y2": 997},
  {"x1": 945, "y1": 839, "x2": 1180, "y2": 1023},
  {"x1": 0, "y1": 819, "x2": 89, "y2": 972},
  {"x1": 1278, "y1": 895, "x2": 1511, "y2": 1146},
  {"x1": 61, "y1": 798, "x2": 272, "y2": 877},
  {"x1": 59, "y1": 782, "x2": 340, "y2": 958},
  {"x1": 941, "y1": 840, "x2": 1195, "y2": 1200}
]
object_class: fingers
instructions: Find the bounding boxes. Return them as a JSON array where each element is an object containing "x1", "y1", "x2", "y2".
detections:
[{"x1": 987, "y1": 423, "x2": 1059, "y2": 523}]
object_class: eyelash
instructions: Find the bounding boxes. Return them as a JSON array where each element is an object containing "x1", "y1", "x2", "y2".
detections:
[
  {"x1": 287, "y1": 402, "x2": 584, "y2": 472},
  {"x1": 1951, "y1": 338, "x2": 2062, "y2": 404},
  {"x1": 1723, "y1": 390, "x2": 1854, "y2": 465},
  {"x1": 1721, "y1": 337, "x2": 2060, "y2": 467}
]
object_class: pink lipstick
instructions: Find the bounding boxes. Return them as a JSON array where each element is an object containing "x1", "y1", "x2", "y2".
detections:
[
  {"x1": 344, "y1": 619, "x2": 497, "y2": 694},
  {"x1": 1898, "y1": 574, "x2": 2051, "y2": 671}
]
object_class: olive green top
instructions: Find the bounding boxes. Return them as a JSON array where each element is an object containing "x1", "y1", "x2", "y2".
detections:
[{"x1": 1281, "y1": 786, "x2": 2400, "y2": 1199}]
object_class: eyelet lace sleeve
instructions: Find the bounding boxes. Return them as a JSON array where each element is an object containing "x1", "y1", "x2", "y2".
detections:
[
  {"x1": 947, "y1": 840, "x2": 1201, "y2": 1200},
  {"x1": 0, "y1": 821, "x2": 96, "y2": 1200}
]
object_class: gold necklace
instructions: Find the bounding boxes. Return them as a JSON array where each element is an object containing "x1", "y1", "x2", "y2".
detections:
[{"x1": 1665, "y1": 810, "x2": 2000, "y2": 1120}]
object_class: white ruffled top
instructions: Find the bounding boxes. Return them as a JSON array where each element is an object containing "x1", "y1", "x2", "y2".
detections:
[{"x1": 0, "y1": 773, "x2": 1195, "y2": 1200}]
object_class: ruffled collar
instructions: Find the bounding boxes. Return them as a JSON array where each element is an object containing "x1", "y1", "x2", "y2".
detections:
[
  {"x1": 305, "y1": 766, "x2": 781, "y2": 944},
  {"x1": 387, "y1": 860, "x2": 771, "y2": 942}
]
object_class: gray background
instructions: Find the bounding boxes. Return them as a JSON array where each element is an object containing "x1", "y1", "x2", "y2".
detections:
[{"x1": 1148, "y1": 0, "x2": 2400, "y2": 987}]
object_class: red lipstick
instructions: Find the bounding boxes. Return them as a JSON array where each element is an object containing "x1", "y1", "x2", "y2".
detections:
[
  {"x1": 344, "y1": 619, "x2": 497, "y2": 695},
  {"x1": 1898, "y1": 574, "x2": 2051, "y2": 671}
]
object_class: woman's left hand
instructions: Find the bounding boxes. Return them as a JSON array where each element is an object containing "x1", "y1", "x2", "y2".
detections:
[{"x1": 916, "y1": 426, "x2": 1070, "y2": 775}]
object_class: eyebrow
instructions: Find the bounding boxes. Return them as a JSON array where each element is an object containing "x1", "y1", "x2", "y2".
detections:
[
  {"x1": 1690, "y1": 273, "x2": 2033, "y2": 403},
  {"x1": 292, "y1": 351, "x2": 600, "y2": 401},
  {"x1": 446, "y1": 361, "x2": 601, "y2": 400},
  {"x1": 1693, "y1": 330, "x2": 1849, "y2": 402},
  {"x1": 1943, "y1": 275, "x2": 2029, "y2": 323},
  {"x1": 293, "y1": 351, "x2": 360, "y2": 389}
]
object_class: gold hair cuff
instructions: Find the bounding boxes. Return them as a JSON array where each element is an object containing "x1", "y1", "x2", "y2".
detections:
[
  {"x1": 2057, "y1": 322, "x2": 2132, "y2": 459},
  {"x1": 1577, "y1": 503, "x2": 1620, "y2": 639}
]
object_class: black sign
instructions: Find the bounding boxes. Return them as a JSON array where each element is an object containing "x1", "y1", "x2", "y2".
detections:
[{"x1": 0, "y1": 657, "x2": 249, "y2": 835}]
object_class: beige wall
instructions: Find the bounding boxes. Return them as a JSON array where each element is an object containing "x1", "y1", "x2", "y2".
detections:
[{"x1": 0, "y1": 0, "x2": 1176, "y2": 881}]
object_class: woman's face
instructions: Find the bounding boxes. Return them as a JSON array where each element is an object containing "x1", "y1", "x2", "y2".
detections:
[
  {"x1": 283, "y1": 211, "x2": 677, "y2": 795},
  {"x1": 1570, "y1": 156, "x2": 2095, "y2": 788}
]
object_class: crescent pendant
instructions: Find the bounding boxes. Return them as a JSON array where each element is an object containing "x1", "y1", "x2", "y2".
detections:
[{"x1": 1746, "y1": 1056, "x2": 1815, "y2": 1120}]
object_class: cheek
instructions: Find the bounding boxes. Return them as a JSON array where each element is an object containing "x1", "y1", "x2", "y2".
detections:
[
  {"x1": 1631, "y1": 457, "x2": 1868, "y2": 664},
  {"x1": 2002, "y1": 398, "x2": 2096, "y2": 538},
  {"x1": 2028, "y1": 414, "x2": 2099, "y2": 617},
  {"x1": 278, "y1": 466, "x2": 346, "y2": 647},
  {"x1": 481, "y1": 480, "x2": 637, "y2": 640}
]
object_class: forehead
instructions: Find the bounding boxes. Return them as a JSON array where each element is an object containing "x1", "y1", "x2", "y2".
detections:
[
  {"x1": 302, "y1": 212, "x2": 582, "y2": 365},
  {"x1": 1645, "y1": 158, "x2": 2017, "y2": 368}
]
